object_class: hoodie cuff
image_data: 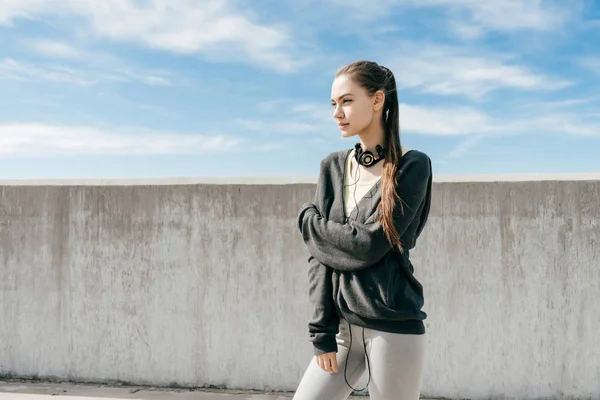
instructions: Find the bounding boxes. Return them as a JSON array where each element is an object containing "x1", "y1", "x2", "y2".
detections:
[{"x1": 311, "y1": 336, "x2": 338, "y2": 355}]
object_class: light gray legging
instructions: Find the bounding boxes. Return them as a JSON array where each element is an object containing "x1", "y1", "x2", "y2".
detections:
[{"x1": 293, "y1": 319, "x2": 426, "y2": 400}]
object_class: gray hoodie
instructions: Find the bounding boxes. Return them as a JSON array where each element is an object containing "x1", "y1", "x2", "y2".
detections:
[{"x1": 297, "y1": 148, "x2": 432, "y2": 354}]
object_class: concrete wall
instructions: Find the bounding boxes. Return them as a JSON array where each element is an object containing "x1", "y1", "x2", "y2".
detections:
[{"x1": 1, "y1": 177, "x2": 599, "y2": 399}]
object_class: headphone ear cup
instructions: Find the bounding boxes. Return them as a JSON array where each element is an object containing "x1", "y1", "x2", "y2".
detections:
[
  {"x1": 354, "y1": 143, "x2": 384, "y2": 167},
  {"x1": 354, "y1": 143, "x2": 362, "y2": 163},
  {"x1": 360, "y1": 151, "x2": 374, "y2": 166}
]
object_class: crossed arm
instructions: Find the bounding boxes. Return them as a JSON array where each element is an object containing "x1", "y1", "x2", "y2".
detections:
[
  {"x1": 298, "y1": 204, "x2": 390, "y2": 271},
  {"x1": 297, "y1": 155, "x2": 431, "y2": 271}
]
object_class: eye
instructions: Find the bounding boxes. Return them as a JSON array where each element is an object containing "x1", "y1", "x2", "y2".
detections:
[{"x1": 331, "y1": 98, "x2": 352, "y2": 106}]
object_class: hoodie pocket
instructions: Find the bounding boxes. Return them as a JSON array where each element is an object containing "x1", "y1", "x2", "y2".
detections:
[{"x1": 384, "y1": 263, "x2": 398, "y2": 308}]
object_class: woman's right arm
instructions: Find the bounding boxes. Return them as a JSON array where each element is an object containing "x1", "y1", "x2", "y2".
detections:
[
  {"x1": 301, "y1": 155, "x2": 340, "y2": 355},
  {"x1": 306, "y1": 255, "x2": 339, "y2": 355}
]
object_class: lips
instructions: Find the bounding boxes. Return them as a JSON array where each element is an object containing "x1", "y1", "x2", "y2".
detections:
[{"x1": 338, "y1": 123, "x2": 349, "y2": 128}]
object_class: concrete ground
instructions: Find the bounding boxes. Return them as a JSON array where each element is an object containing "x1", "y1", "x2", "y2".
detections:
[{"x1": 0, "y1": 380, "x2": 371, "y2": 400}]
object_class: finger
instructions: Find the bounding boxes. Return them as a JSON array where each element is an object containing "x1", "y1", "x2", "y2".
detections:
[
  {"x1": 329, "y1": 358, "x2": 336, "y2": 373},
  {"x1": 330, "y1": 357, "x2": 339, "y2": 374},
  {"x1": 324, "y1": 361, "x2": 332, "y2": 373},
  {"x1": 328, "y1": 355, "x2": 338, "y2": 374},
  {"x1": 319, "y1": 357, "x2": 327, "y2": 371},
  {"x1": 320, "y1": 356, "x2": 331, "y2": 373}
]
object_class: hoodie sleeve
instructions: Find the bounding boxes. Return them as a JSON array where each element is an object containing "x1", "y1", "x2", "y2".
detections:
[
  {"x1": 298, "y1": 153, "x2": 431, "y2": 271},
  {"x1": 306, "y1": 255, "x2": 339, "y2": 355},
  {"x1": 299, "y1": 155, "x2": 340, "y2": 354}
]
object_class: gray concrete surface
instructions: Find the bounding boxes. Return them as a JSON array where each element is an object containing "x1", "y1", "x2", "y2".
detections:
[
  {"x1": 1, "y1": 178, "x2": 599, "y2": 399},
  {"x1": 0, "y1": 380, "x2": 296, "y2": 399},
  {"x1": 0, "y1": 380, "x2": 388, "y2": 399},
  {"x1": 1, "y1": 172, "x2": 599, "y2": 186}
]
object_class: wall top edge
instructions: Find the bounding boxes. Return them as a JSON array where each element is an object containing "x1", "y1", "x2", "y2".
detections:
[{"x1": 1, "y1": 173, "x2": 599, "y2": 186}]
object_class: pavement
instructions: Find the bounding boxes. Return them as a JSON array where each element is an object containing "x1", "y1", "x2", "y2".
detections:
[{"x1": 0, "y1": 380, "x2": 368, "y2": 400}]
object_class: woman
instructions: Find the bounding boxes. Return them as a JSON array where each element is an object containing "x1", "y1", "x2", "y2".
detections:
[{"x1": 294, "y1": 60, "x2": 433, "y2": 400}]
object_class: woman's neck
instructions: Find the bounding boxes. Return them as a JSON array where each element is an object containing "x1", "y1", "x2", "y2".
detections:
[{"x1": 357, "y1": 121, "x2": 386, "y2": 153}]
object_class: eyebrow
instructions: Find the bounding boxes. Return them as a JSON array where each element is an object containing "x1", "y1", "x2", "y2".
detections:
[{"x1": 331, "y1": 93, "x2": 353, "y2": 102}]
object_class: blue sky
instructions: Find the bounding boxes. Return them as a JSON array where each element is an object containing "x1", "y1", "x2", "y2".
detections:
[{"x1": 1, "y1": 0, "x2": 599, "y2": 179}]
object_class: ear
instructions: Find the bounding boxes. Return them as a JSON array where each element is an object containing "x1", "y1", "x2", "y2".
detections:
[{"x1": 373, "y1": 90, "x2": 385, "y2": 111}]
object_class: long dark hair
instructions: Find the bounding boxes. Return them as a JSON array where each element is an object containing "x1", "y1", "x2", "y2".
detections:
[{"x1": 335, "y1": 60, "x2": 404, "y2": 251}]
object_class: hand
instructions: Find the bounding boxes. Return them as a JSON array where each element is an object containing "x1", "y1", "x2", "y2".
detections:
[{"x1": 315, "y1": 352, "x2": 338, "y2": 373}]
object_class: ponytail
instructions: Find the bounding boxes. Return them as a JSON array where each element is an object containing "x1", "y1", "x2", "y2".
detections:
[{"x1": 377, "y1": 66, "x2": 404, "y2": 252}]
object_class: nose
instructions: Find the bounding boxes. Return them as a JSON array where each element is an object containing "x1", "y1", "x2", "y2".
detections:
[{"x1": 332, "y1": 104, "x2": 343, "y2": 120}]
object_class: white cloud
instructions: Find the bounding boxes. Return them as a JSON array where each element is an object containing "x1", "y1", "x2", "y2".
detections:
[
  {"x1": 0, "y1": 0, "x2": 304, "y2": 73},
  {"x1": 0, "y1": 123, "x2": 244, "y2": 156},
  {"x1": 579, "y1": 57, "x2": 600, "y2": 76},
  {"x1": 400, "y1": 104, "x2": 493, "y2": 135},
  {"x1": 401, "y1": 102, "x2": 600, "y2": 138},
  {"x1": 24, "y1": 38, "x2": 121, "y2": 67},
  {"x1": 303, "y1": 0, "x2": 392, "y2": 21},
  {"x1": 511, "y1": 96, "x2": 600, "y2": 113},
  {"x1": 499, "y1": 113, "x2": 600, "y2": 137},
  {"x1": 442, "y1": 135, "x2": 526, "y2": 161},
  {"x1": 238, "y1": 99, "x2": 334, "y2": 136},
  {"x1": 0, "y1": 58, "x2": 96, "y2": 85},
  {"x1": 318, "y1": 0, "x2": 575, "y2": 37},
  {"x1": 387, "y1": 42, "x2": 571, "y2": 99},
  {"x1": 27, "y1": 39, "x2": 83, "y2": 59},
  {"x1": 0, "y1": 0, "x2": 46, "y2": 26},
  {"x1": 234, "y1": 118, "x2": 321, "y2": 135},
  {"x1": 413, "y1": 0, "x2": 570, "y2": 35},
  {"x1": 0, "y1": 55, "x2": 172, "y2": 87},
  {"x1": 256, "y1": 100, "x2": 330, "y2": 121},
  {"x1": 444, "y1": 135, "x2": 485, "y2": 159}
]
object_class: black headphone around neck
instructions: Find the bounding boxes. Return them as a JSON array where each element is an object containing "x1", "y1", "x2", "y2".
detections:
[{"x1": 354, "y1": 143, "x2": 385, "y2": 167}]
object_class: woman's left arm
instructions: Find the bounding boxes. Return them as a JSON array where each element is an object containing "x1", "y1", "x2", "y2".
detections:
[{"x1": 298, "y1": 154, "x2": 431, "y2": 271}]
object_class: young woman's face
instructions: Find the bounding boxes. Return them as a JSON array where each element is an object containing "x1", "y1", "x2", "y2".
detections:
[{"x1": 330, "y1": 74, "x2": 380, "y2": 138}]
